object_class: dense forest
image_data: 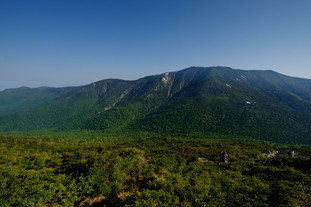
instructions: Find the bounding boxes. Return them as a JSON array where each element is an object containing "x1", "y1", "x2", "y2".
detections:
[
  {"x1": 2, "y1": 67, "x2": 311, "y2": 145},
  {"x1": 1, "y1": 135, "x2": 310, "y2": 206}
]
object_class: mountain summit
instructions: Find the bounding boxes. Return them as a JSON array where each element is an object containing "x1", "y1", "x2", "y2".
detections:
[{"x1": 1, "y1": 67, "x2": 311, "y2": 144}]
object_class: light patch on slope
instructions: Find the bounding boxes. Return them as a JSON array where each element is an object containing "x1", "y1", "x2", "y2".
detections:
[
  {"x1": 225, "y1": 84, "x2": 232, "y2": 88},
  {"x1": 241, "y1": 75, "x2": 247, "y2": 80},
  {"x1": 162, "y1": 72, "x2": 169, "y2": 83},
  {"x1": 246, "y1": 101, "x2": 251, "y2": 104}
]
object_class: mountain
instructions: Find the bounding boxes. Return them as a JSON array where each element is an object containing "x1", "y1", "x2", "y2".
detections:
[
  {"x1": 0, "y1": 86, "x2": 77, "y2": 116},
  {"x1": 1, "y1": 66, "x2": 311, "y2": 144}
]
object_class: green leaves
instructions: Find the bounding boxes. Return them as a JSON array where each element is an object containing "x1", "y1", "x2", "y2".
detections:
[{"x1": 0, "y1": 136, "x2": 310, "y2": 206}]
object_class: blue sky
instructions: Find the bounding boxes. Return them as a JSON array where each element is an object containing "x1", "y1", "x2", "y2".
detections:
[{"x1": 1, "y1": 0, "x2": 311, "y2": 90}]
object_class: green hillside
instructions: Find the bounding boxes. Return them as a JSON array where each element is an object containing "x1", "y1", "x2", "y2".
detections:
[
  {"x1": 1, "y1": 67, "x2": 311, "y2": 144},
  {"x1": 0, "y1": 86, "x2": 77, "y2": 116}
]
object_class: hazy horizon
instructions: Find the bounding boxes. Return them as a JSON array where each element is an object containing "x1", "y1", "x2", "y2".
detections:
[
  {"x1": 2, "y1": 66, "x2": 311, "y2": 92},
  {"x1": 1, "y1": 0, "x2": 311, "y2": 90}
]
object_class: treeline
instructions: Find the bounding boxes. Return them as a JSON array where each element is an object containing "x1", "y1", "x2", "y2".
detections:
[{"x1": 0, "y1": 136, "x2": 311, "y2": 206}]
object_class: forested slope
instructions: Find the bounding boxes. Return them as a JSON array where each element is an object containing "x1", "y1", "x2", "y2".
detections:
[{"x1": 1, "y1": 67, "x2": 311, "y2": 144}]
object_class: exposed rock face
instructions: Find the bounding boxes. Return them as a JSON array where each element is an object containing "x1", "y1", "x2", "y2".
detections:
[
  {"x1": 278, "y1": 151, "x2": 295, "y2": 157},
  {"x1": 219, "y1": 151, "x2": 229, "y2": 163},
  {"x1": 261, "y1": 150, "x2": 295, "y2": 158},
  {"x1": 198, "y1": 157, "x2": 214, "y2": 164},
  {"x1": 262, "y1": 150, "x2": 279, "y2": 158}
]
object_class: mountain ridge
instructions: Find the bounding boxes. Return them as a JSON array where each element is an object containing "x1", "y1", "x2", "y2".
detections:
[{"x1": 1, "y1": 66, "x2": 311, "y2": 144}]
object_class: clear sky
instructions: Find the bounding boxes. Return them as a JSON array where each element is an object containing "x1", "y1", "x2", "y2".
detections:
[{"x1": 1, "y1": 0, "x2": 311, "y2": 91}]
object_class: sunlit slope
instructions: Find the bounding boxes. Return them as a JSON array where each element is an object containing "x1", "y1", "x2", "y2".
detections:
[{"x1": 1, "y1": 67, "x2": 311, "y2": 144}]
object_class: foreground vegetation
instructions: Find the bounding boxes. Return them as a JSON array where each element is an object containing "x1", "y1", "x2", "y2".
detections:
[{"x1": 0, "y1": 136, "x2": 311, "y2": 206}]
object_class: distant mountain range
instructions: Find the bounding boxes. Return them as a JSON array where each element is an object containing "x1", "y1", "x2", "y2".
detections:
[{"x1": 1, "y1": 67, "x2": 311, "y2": 144}]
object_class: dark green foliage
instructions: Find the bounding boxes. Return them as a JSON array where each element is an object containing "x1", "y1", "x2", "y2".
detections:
[
  {"x1": 0, "y1": 86, "x2": 76, "y2": 116},
  {"x1": 1, "y1": 136, "x2": 310, "y2": 206},
  {"x1": 1, "y1": 67, "x2": 311, "y2": 144}
]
